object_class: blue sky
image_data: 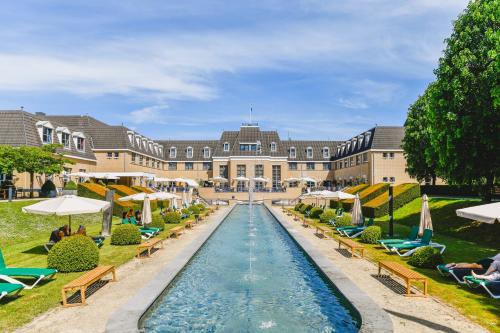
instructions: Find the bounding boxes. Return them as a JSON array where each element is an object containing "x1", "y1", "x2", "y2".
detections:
[{"x1": 0, "y1": 0, "x2": 469, "y2": 140}]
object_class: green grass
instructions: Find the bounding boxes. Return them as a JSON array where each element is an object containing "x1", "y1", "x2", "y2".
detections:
[
  {"x1": 292, "y1": 198, "x2": 500, "y2": 333},
  {"x1": 0, "y1": 200, "x2": 199, "y2": 332}
]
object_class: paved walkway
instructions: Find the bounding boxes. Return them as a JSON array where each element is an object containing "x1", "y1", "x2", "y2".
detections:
[{"x1": 269, "y1": 206, "x2": 489, "y2": 333}]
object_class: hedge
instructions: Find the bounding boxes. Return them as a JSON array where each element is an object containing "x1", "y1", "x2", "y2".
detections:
[
  {"x1": 77, "y1": 183, "x2": 139, "y2": 217},
  {"x1": 362, "y1": 183, "x2": 420, "y2": 218},
  {"x1": 107, "y1": 184, "x2": 138, "y2": 197},
  {"x1": 342, "y1": 183, "x2": 389, "y2": 211},
  {"x1": 64, "y1": 180, "x2": 78, "y2": 190},
  {"x1": 344, "y1": 184, "x2": 370, "y2": 194},
  {"x1": 131, "y1": 185, "x2": 155, "y2": 194},
  {"x1": 309, "y1": 207, "x2": 323, "y2": 219},
  {"x1": 320, "y1": 209, "x2": 337, "y2": 223}
]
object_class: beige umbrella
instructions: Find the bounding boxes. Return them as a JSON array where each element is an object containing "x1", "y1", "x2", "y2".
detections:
[
  {"x1": 142, "y1": 195, "x2": 152, "y2": 226},
  {"x1": 419, "y1": 194, "x2": 433, "y2": 236},
  {"x1": 172, "y1": 187, "x2": 178, "y2": 210},
  {"x1": 351, "y1": 193, "x2": 363, "y2": 226}
]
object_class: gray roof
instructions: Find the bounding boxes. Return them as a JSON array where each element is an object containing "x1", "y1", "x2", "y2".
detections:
[
  {"x1": 282, "y1": 140, "x2": 342, "y2": 161},
  {"x1": 0, "y1": 110, "x2": 96, "y2": 161},
  {"x1": 157, "y1": 140, "x2": 218, "y2": 161},
  {"x1": 332, "y1": 126, "x2": 404, "y2": 160}
]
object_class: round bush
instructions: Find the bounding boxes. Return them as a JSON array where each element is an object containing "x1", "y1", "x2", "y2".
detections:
[
  {"x1": 294, "y1": 203, "x2": 304, "y2": 211},
  {"x1": 196, "y1": 203, "x2": 206, "y2": 211},
  {"x1": 335, "y1": 214, "x2": 352, "y2": 227},
  {"x1": 149, "y1": 216, "x2": 165, "y2": 230},
  {"x1": 181, "y1": 208, "x2": 190, "y2": 215},
  {"x1": 111, "y1": 224, "x2": 141, "y2": 245},
  {"x1": 64, "y1": 180, "x2": 78, "y2": 190},
  {"x1": 408, "y1": 246, "x2": 444, "y2": 268},
  {"x1": 41, "y1": 180, "x2": 56, "y2": 197},
  {"x1": 190, "y1": 205, "x2": 201, "y2": 215},
  {"x1": 47, "y1": 235, "x2": 99, "y2": 272},
  {"x1": 320, "y1": 209, "x2": 337, "y2": 223},
  {"x1": 299, "y1": 204, "x2": 313, "y2": 214},
  {"x1": 309, "y1": 207, "x2": 323, "y2": 219},
  {"x1": 360, "y1": 226, "x2": 382, "y2": 244},
  {"x1": 164, "y1": 211, "x2": 181, "y2": 224}
]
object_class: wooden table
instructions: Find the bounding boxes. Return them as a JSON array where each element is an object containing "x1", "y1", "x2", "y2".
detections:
[
  {"x1": 338, "y1": 238, "x2": 365, "y2": 258},
  {"x1": 136, "y1": 237, "x2": 163, "y2": 258},
  {"x1": 378, "y1": 260, "x2": 428, "y2": 297}
]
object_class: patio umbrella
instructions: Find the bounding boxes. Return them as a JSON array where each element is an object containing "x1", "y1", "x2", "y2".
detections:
[
  {"x1": 234, "y1": 176, "x2": 250, "y2": 182},
  {"x1": 456, "y1": 201, "x2": 500, "y2": 224},
  {"x1": 118, "y1": 192, "x2": 157, "y2": 202},
  {"x1": 22, "y1": 195, "x2": 110, "y2": 233},
  {"x1": 188, "y1": 188, "x2": 193, "y2": 204},
  {"x1": 142, "y1": 195, "x2": 152, "y2": 225},
  {"x1": 322, "y1": 191, "x2": 356, "y2": 200},
  {"x1": 172, "y1": 188, "x2": 178, "y2": 210},
  {"x1": 211, "y1": 176, "x2": 228, "y2": 183},
  {"x1": 252, "y1": 177, "x2": 269, "y2": 183},
  {"x1": 351, "y1": 193, "x2": 364, "y2": 226},
  {"x1": 153, "y1": 192, "x2": 180, "y2": 200},
  {"x1": 418, "y1": 194, "x2": 433, "y2": 236}
]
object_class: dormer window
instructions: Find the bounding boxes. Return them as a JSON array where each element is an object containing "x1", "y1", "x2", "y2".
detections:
[
  {"x1": 158, "y1": 146, "x2": 163, "y2": 156},
  {"x1": 347, "y1": 142, "x2": 351, "y2": 151},
  {"x1": 127, "y1": 131, "x2": 134, "y2": 146},
  {"x1": 72, "y1": 132, "x2": 85, "y2": 152},
  {"x1": 56, "y1": 127, "x2": 71, "y2": 149},
  {"x1": 223, "y1": 142, "x2": 230, "y2": 152},
  {"x1": 358, "y1": 135, "x2": 364, "y2": 147},
  {"x1": 365, "y1": 132, "x2": 371, "y2": 147},
  {"x1": 169, "y1": 147, "x2": 177, "y2": 158},
  {"x1": 186, "y1": 146, "x2": 193, "y2": 158},
  {"x1": 270, "y1": 142, "x2": 277, "y2": 152},
  {"x1": 142, "y1": 139, "x2": 147, "y2": 151},
  {"x1": 35, "y1": 121, "x2": 54, "y2": 144},
  {"x1": 352, "y1": 139, "x2": 357, "y2": 151},
  {"x1": 203, "y1": 147, "x2": 211, "y2": 158},
  {"x1": 306, "y1": 147, "x2": 313, "y2": 159},
  {"x1": 289, "y1": 147, "x2": 296, "y2": 158},
  {"x1": 322, "y1": 147, "x2": 330, "y2": 158},
  {"x1": 149, "y1": 142, "x2": 154, "y2": 153},
  {"x1": 135, "y1": 135, "x2": 141, "y2": 147}
]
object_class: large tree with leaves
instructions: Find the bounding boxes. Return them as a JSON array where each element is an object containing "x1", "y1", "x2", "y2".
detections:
[
  {"x1": 0, "y1": 145, "x2": 19, "y2": 176},
  {"x1": 427, "y1": 0, "x2": 499, "y2": 201},
  {"x1": 403, "y1": 85, "x2": 439, "y2": 184}
]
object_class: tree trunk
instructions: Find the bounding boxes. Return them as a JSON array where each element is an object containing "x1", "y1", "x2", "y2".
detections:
[
  {"x1": 29, "y1": 172, "x2": 34, "y2": 198},
  {"x1": 483, "y1": 173, "x2": 494, "y2": 202},
  {"x1": 432, "y1": 175, "x2": 437, "y2": 186}
]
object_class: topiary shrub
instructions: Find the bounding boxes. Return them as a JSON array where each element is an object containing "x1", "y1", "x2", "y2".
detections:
[
  {"x1": 47, "y1": 235, "x2": 99, "y2": 272},
  {"x1": 164, "y1": 211, "x2": 181, "y2": 224},
  {"x1": 360, "y1": 226, "x2": 382, "y2": 244},
  {"x1": 408, "y1": 246, "x2": 444, "y2": 268},
  {"x1": 41, "y1": 180, "x2": 56, "y2": 197},
  {"x1": 299, "y1": 204, "x2": 313, "y2": 214},
  {"x1": 320, "y1": 209, "x2": 337, "y2": 223},
  {"x1": 190, "y1": 205, "x2": 201, "y2": 215},
  {"x1": 181, "y1": 208, "x2": 190, "y2": 216},
  {"x1": 196, "y1": 203, "x2": 206, "y2": 211},
  {"x1": 149, "y1": 215, "x2": 165, "y2": 230},
  {"x1": 294, "y1": 203, "x2": 304, "y2": 211},
  {"x1": 64, "y1": 180, "x2": 78, "y2": 190},
  {"x1": 335, "y1": 214, "x2": 352, "y2": 227},
  {"x1": 309, "y1": 207, "x2": 323, "y2": 219},
  {"x1": 111, "y1": 224, "x2": 141, "y2": 245}
]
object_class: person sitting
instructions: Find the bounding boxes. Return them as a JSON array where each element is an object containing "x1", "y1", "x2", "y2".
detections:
[
  {"x1": 60, "y1": 225, "x2": 70, "y2": 237},
  {"x1": 135, "y1": 210, "x2": 142, "y2": 223},
  {"x1": 49, "y1": 229, "x2": 62, "y2": 244},
  {"x1": 122, "y1": 212, "x2": 130, "y2": 224}
]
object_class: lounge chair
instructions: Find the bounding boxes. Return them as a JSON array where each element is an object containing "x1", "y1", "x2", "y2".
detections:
[
  {"x1": 340, "y1": 219, "x2": 374, "y2": 238},
  {"x1": 377, "y1": 226, "x2": 419, "y2": 251},
  {"x1": 0, "y1": 282, "x2": 23, "y2": 301},
  {"x1": 123, "y1": 218, "x2": 159, "y2": 239},
  {"x1": 437, "y1": 263, "x2": 488, "y2": 284},
  {"x1": 463, "y1": 276, "x2": 500, "y2": 299},
  {"x1": 0, "y1": 249, "x2": 57, "y2": 289},
  {"x1": 389, "y1": 229, "x2": 446, "y2": 256}
]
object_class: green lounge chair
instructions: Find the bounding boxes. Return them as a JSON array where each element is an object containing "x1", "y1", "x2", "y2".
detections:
[
  {"x1": 341, "y1": 219, "x2": 374, "y2": 238},
  {"x1": 377, "y1": 226, "x2": 419, "y2": 251},
  {"x1": 388, "y1": 229, "x2": 445, "y2": 257},
  {"x1": 123, "y1": 218, "x2": 158, "y2": 239},
  {"x1": 437, "y1": 262, "x2": 488, "y2": 284},
  {"x1": 0, "y1": 249, "x2": 57, "y2": 289},
  {"x1": 0, "y1": 282, "x2": 23, "y2": 301},
  {"x1": 464, "y1": 276, "x2": 500, "y2": 299}
]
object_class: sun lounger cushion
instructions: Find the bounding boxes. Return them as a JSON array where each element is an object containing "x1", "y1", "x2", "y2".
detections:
[
  {"x1": 0, "y1": 282, "x2": 23, "y2": 296},
  {"x1": 0, "y1": 267, "x2": 57, "y2": 278}
]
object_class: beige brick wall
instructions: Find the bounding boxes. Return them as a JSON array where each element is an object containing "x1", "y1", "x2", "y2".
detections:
[{"x1": 371, "y1": 151, "x2": 416, "y2": 185}]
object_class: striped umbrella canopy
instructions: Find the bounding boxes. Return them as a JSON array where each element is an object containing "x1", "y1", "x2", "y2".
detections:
[
  {"x1": 419, "y1": 194, "x2": 433, "y2": 236},
  {"x1": 351, "y1": 193, "x2": 364, "y2": 226}
]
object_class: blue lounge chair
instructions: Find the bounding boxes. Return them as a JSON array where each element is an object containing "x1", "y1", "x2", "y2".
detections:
[
  {"x1": 0, "y1": 249, "x2": 57, "y2": 289},
  {"x1": 0, "y1": 282, "x2": 23, "y2": 301},
  {"x1": 377, "y1": 226, "x2": 419, "y2": 251},
  {"x1": 464, "y1": 276, "x2": 500, "y2": 299}
]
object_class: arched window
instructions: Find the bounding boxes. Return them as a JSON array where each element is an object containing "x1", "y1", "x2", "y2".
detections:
[
  {"x1": 306, "y1": 147, "x2": 313, "y2": 159},
  {"x1": 186, "y1": 146, "x2": 193, "y2": 158},
  {"x1": 169, "y1": 147, "x2": 177, "y2": 158},
  {"x1": 289, "y1": 146, "x2": 296, "y2": 158}
]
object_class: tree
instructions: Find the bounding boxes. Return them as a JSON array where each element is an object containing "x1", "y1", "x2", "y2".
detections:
[
  {"x1": 0, "y1": 145, "x2": 19, "y2": 176},
  {"x1": 14, "y1": 145, "x2": 72, "y2": 197},
  {"x1": 427, "y1": 0, "x2": 499, "y2": 201},
  {"x1": 403, "y1": 85, "x2": 439, "y2": 184}
]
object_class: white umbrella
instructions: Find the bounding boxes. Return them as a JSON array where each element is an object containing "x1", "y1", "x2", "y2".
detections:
[
  {"x1": 22, "y1": 195, "x2": 110, "y2": 232},
  {"x1": 456, "y1": 201, "x2": 500, "y2": 224},
  {"x1": 320, "y1": 190, "x2": 356, "y2": 200},
  {"x1": 118, "y1": 192, "x2": 157, "y2": 202},
  {"x1": 153, "y1": 192, "x2": 181, "y2": 200},
  {"x1": 419, "y1": 194, "x2": 433, "y2": 235},
  {"x1": 182, "y1": 191, "x2": 188, "y2": 207},
  {"x1": 188, "y1": 188, "x2": 193, "y2": 204},
  {"x1": 301, "y1": 177, "x2": 317, "y2": 184},
  {"x1": 252, "y1": 177, "x2": 269, "y2": 183},
  {"x1": 172, "y1": 188, "x2": 178, "y2": 210},
  {"x1": 211, "y1": 176, "x2": 228, "y2": 183},
  {"x1": 351, "y1": 193, "x2": 363, "y2": 226},
  {"x1": 284, "y1": 177, "x2": 301, "y2": 182},
  {"x1": 142, "y1": 195, "x2": 152, "y2": 225},
  {"x1": 234, "y1": 176, "x2": 250, "y2": 182}
]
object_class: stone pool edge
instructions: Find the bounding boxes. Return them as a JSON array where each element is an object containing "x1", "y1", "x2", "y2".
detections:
[
  {"x1": 105, "y1": 205, "x2": 236, "y2": 333},
  {"x1": 265, "y1": 203, "x2": 393, "y2": 333}
]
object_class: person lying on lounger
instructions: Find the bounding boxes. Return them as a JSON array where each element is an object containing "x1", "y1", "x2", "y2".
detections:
[
  {"x1": 471, "y1": 260, "x2": 500, "y2": 281},
  {"x1": 445, "y1": 253, "x2": 500, "y2": 269}
]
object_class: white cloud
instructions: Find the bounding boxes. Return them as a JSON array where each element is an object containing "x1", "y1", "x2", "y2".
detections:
[{"x1": 338, "y1": 98, "x2": 368, "y2": 109}]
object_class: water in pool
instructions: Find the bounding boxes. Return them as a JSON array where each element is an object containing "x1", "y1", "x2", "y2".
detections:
[{"x1": 142, "y1": 205, "x2": 359, "y2": 332}]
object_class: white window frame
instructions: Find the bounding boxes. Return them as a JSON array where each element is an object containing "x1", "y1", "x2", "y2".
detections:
[
  {"x1": 306, "y1": 147, "x2": 313, "y2": 159},
  {"x1": 186, "y1": 146, "x2": 193, "y2": 159},
  {"x1": 270, "y1": 142, "x2": 277, "y2": 152},
  {"x1": 127, "y1": 131, "x2": 134, "y2": 146},
  {"x1": 223, "y1": 142, "x2": 230, "y2": 152},
  {"x1": 322, "y1": 147, "x2": 330, "y2": 159},
  {"x1": 203, "y1": 147, "x2": 211, "y2": 158},
  {"x1": 289, "y1": 147, "x2": 296, "y2": 158},
  {"x1": 169, "y1": 147, "x2": 177, "y2": 159}
]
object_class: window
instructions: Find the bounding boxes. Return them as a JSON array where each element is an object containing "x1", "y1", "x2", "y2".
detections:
[
  {"x1": 107, "y1": 152, "x2": 113, "y2": 159},
  {"x1": 288, "y1": 162, "x2": 297, "y2": 170},
  {"x1": 383, "y1": 177, "x2": 388, "y2": 182},
  {"x1": 142, "y1": 139, "x2": 147, "y2": 150},
  {"x1": 169, "y1": 147, "x2": 177, "y2": 158},
  {"x1": 350, "y1": 157, "x2": 355, "y2": 166},
  {"x1": 389, "y1": 152, "x2": 395, "y2": 159},
  {"x1": 203, "y1": 162, "x2": 212, "y2": 170},
  {"x1": 131, "y1": 153, "x2": 137, "y2": 163},
  {"x1": 239, "y1": 144, "x2": 257, "y2": 151},
  {"x1": 347, "y1": 142, "x2": 351, "y2": 152},
  {"x1": 363, "y1": 153, "x2": 368, "y2": 163},
  {"x1": 365, "y1": 133, "x2": 371, "y2": 147},
  {"x1": 306, "y1": 162, "x2": 315, "y2": 170},
  {"x1": 390, "y1": 177, "x2": 396, "y2": 182},
  {"x1": 168, "y1": 162, "x2": 177, "y2": 170},
  {"x1": 145, "y1": 157, "x2": 150, "y2": 167},
  {"x1": 139, "y1": 155, "x2": 144, "y2": 165},
  {"x1": 203, "y1": 147, "x2": 210, "y2": 158},
  {"x1": 272, "y1": 165, "x2": 281, "y2": 189},
  {"x1": 352, "y1": 139, "x2": 357, "y2": 151},
  {"x1": 270, "y1": 142, "x2": 277, "y2": 152},
  {"x1": 322, "y1": 147, "x2": 330, "y2": 158},
  {"x1": 289, "y1": 147, "x2": 296, "y2": 158},
  {"x1": 237, "y1": 164, "x2": 246, "y2": 177},
  {"x1": 322, "y1": 162, "x2": 331, "y2": 170},
  {"x1": 61, "y1": 132, "x2": 70, "y2": 149},
  {"x1": 127, "y1": 131, "x2": 134, "y2": 145},
  {"x1": 344, "y1": 158, "x2": 349, "y2": 167},
  {"x1": 383, "y1": 152, "x2": 388, "y2": 159},
  {"x1": 255, "y1": 164, "x2": 264, "y2": 177},
  {"x1": 358, "y1": 135, "x2": 364, "y2": 147},
  {"x1": 306, "y1": 147, "x2": 313, "y2": 159},
  {"x1": 114, "y1": 152, "x2": 119, "y2": 159},
  {"x1": 76, "y1": 137, "x2": 84, "y2": 151},
  {"x1": 135, "y1": 136, "x2": 141, "y2": 147},
  {"x1": 356, "y1": 155, "x2": 361, "y2": 165},
  {"x1": 186, "y1": 147, "x2": 193, "y2": 158},
  {"x1": 219, "y1": 165, "x2": 228, "y2": 178},
  {"x1": 185, "y1": 162, "x2": 194, "y2": 170},
  {"x1": 223, "y1": 142, "x2": 230, "y2": 152},
  {"x1": 42, "y1": 127, "x2": 53, "y2": 144}
]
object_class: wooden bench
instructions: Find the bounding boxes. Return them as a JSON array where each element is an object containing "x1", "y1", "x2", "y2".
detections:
[
  {"x1": 170, "y1": 226, "x2": 184, "y2": 238},
  {"x1": 378, "y1": 261, "x2": 428, "y2": 297},
  {"x1": 61, "y1": 265, "x2": 116, "y2": 307},
  {"x1": 338, "y1": 238, "x2": 365, "y2": 258},
  {"x1": 301, "y1": 217, "x2": 310, "y2": 228},
  {"x1": 315, "y1": 225, "x2": 332, "y2": 238},
  {"x1": 185, "y1": 220, "x2": 194, "y2": 229},
  {"x1": 136, "y1": 237, "x2": 163, "y2": 258}
]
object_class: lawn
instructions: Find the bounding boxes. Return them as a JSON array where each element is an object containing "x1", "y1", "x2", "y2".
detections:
[
  {"x1": 291, "y1": 197, "x2": 500, "y2": 333},
  {"x1": 0, "y1": 200, "x2": 199, "y2": 332}
]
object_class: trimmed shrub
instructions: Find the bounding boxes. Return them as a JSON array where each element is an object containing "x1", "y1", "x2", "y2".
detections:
[
  {"x1": 40, "y1": 180, "x2": 56, "y2": 197},
  {"x1": 408, "y1": 246, "x2": 444, "y2": 268},
  {"x1": 335, "y1": 214, "x2": 352, "y2": 227},
  {"x1": 294, "y1": 203, "x2": 304, "y2": 211},
  {"x1": 344, "y1": 183, "x2": 370, "y2": 194},
  {"x1": 131, "y1": 185, "x2": 155, "y2": 194},
  {"x1": 309, "y1": 207, "x2": 323, "y2": 219},
  {"x1": 107, "y1": 184, "x2": 138, "y2": 197},
  {"x1": 164, "y1": 211, "x2": 181, "y2": 224},
  {"x1": 363, "y1": 183, "x2": 421, "y2": 218},
  {"x1": 149, "y1": 215, "x2": 165, "y2": 230},
  {"x1": 299, "y1": 204, "x2": 313, "y2": 214},
  {"x1": 111, "y1": 224, "x2": 141, "y2": 245},
  {"x1": 189, "y1": 205, "x2": 201, "y2": 215},
  {"x1": 360, "y1": 226, "x2": 382, "y2": 244},
  {"x1": 320, "y1": 209, "x2": 337, "y2": 223},
  {"x1": 78, "y1": 183, "x2": 139, "y2": 217},
  {"x1": 47, "y1": 235, "x2": 99, "y2": 272},
  {"x1": 342, "y1": 183, "x2": 389, "y2": 211},
  {"x1": 196, "y1": 203, "x2": 206, "y2": 211},
  {"x1": 64, "y1": 180, "x2": 78, "y2": 190},
  {"x1": 181, "y1": 208, "x2": 190, "y2": 215}
]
